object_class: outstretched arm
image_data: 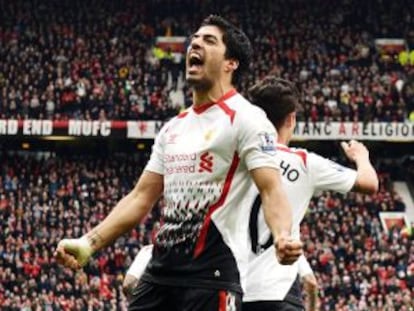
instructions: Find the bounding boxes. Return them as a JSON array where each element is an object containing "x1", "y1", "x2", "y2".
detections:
[
  {"x1": 341, "y1": 140, "x2": 378, "y2": 194},
  {"x1": 55, "y1": 171, "x2": 163, "y2": 269}
]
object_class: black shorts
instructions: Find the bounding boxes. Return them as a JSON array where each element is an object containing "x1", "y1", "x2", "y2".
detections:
[
  {"x1": 242, "y1": 301, "x2": 304, "y2": 311},
  {"x1": 128, "y1": 280, "x2": 242, "y2": 311}
]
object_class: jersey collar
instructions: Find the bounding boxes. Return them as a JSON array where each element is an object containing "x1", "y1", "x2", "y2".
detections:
[{"x1": 192, "y1": 89, "x2": 237, "y2": 114}]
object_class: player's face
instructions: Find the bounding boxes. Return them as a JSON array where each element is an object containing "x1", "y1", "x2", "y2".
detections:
[{"x1": 186, "y1": 25, "x2": 228, "y2": 90}]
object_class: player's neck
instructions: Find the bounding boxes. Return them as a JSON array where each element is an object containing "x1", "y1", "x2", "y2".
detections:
[
  {"x1": 277, "y1": 128, "x2": 290, "y2": 146},
  {"x1": 192, "y1": 83, "x2": 234, "y2": 107}
]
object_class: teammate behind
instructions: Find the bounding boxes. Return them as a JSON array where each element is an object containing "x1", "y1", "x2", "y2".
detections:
[
  {"x1": 122, "y1": 245, "x2": 153, "y2": 300},
  {"x1": 242, "y1": 76, "x2": 378, "y2": 311},
  {"x1": 298, "y1": 256, "x2": 318, "y2": 311}
]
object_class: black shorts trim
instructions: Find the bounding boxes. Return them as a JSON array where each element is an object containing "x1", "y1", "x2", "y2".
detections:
[
  {"x1": 141, "y1": 272, "x2": 242, "y2": 294},
  {"x1": 242, "y1": 301, "x2": 304, "y2": 311}
]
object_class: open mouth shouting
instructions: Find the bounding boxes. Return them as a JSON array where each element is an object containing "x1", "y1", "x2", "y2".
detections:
[{"x1": 187, "y1": 52, "x2": 204, "y2": 74}]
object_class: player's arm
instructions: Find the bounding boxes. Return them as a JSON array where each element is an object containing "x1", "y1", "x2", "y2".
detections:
[
  {"x1": 250, "y1": 168, "x2": 302, "y2": 265},
  {"x1": 55, "y1": 171, "x2": 163, "y2": 269},
  {"x1": 56, "y1": 119, "x2": 168, "y2": 270},
  {"x1": 341, "y1": 140, "x2": 378, "y2": 194},
  {"x1": 85, "y1": 171, "x2": 163, "y2": 250},
  {"x1": 303, "y1": 273, "x2": 318, "y2": 311},
  {"x1": 298, "y1": 256, "x2": 318, "y2": 311},
  {"x1": 237, "y1": 107, "x2": 302, "y2": 265}
]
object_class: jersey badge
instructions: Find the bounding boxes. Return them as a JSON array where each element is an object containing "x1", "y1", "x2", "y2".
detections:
[{"x1": 259, "y1": 132, "x2": 276, "y2": 154}]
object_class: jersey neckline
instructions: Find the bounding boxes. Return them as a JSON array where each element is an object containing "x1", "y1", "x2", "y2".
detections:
[{"x1": 192, "y1": 89, "x2": 237, "y2": 114}]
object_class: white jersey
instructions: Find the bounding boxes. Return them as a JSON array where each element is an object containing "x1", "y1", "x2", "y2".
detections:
[
  {"x1": 143, "y1": 89, "x2": 278, "y2": 293},
  {"x1": 126, "y1": 245, "x2": 153, "y2": 279},
  {"x1": 243, "y1": 143, "x2": 357, "y2": 302},
  {"x1": 298, "y1": 255, "x2": 313, "y2": 278}
]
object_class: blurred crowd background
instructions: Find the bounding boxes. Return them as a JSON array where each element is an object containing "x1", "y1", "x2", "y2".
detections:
[
  {"x1": 0, "y1": 0, "x2": 413, "y2": 310},
  {"x1": 1, "y1": 0, "x2": 414, "y2": 122}
]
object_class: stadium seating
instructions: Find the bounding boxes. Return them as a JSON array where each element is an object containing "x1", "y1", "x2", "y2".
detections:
[{"x1": 0, "y1": 0, "x2": 412, "y2": 121}]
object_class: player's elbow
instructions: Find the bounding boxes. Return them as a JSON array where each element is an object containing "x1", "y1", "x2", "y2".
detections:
[
  {"x1": 303, "y1": 274, "x2": 318, "y2": 291},
  {"x1": 306, "y1": 279, "x2": 318, "y2": 292},
  {"x1": 355, "y1": 173, "x2": 379, "y2": 194},
  {"x1": 367, "y1": 178, "x2": 379, "y2": 194}
]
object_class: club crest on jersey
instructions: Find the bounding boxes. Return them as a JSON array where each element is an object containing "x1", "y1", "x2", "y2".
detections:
[
  {"x1": 204, "y1": 129, "x2": 215, "y2": 141},
  {"x1": 258, "y1": 132, "x2": 276, "y2": 154}
]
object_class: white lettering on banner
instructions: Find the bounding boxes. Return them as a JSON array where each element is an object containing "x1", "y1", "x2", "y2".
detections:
[
  {"x1": 0, "y1": 120, "x2": 18, "y2": 135},
  {"x1": 68, "y1": 120, "x2": 111, "y2": 136},
  {"x1": 22, "y1": 120, "x2": 53, "y2": 135},
  {"x1": 293, "y1": 122, "x2": 414, "y2": 141},
  {"x1": 101, "y1": 123, "x2": 111, "y2": 136}
]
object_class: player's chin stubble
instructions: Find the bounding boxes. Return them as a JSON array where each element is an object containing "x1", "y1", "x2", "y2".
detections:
[{"x1": 186, "y1": 76, "x2": 213, "y2": 92}]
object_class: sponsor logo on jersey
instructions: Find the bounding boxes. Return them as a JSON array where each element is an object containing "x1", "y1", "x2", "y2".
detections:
[
  {"x1": 198, "y1": 151, "x2": 214, "y2": 173},
  {"x1": 166, "y1": 133, "x2": 179, "y2": 144},
  {"x1": 164, "y1": 152, "x2": 214, "y2": 174}
]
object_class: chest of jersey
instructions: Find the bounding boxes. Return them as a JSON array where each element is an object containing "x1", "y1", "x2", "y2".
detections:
[{"x1": 163, "y1": 109, "x2": 236, "y2": 182}]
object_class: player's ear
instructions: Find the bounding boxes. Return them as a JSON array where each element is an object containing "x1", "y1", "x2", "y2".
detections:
[{"x1": 225, "y1": 59, "x2": 239, "y2": 72}]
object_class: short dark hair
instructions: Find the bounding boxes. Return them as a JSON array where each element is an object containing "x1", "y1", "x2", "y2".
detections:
[
  {"x1": 201, "y1": 15, "x2": 252, "y2": 85},
  {"x1": 249, "y1": 76, "x2": 299, "y2": 130}
]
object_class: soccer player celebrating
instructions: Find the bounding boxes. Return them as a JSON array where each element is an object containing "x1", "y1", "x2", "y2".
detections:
[
  {"x1": 55, "y1": 17, "x2": 302, "y2": 311},
  {"x1": 242, "y1": 76, "x2": 378, "y2": 311}
]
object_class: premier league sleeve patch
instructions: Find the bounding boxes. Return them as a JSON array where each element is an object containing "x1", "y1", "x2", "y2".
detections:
[
  {"x1": 327, "y1": 159, "x2": 347, "y2": 172},
  {"x1": 258, "y1": 132, "x2": 277, "y2": 155}
]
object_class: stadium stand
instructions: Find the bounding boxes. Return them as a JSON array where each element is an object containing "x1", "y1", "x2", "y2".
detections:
[{"x1": 0, "y1": 0, "x2": 413, "y2": 121}]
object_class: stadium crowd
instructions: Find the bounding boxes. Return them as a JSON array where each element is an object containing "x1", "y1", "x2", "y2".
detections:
[
  {"x1": 0, "y1": 0, "x2": 413, "y2": 122},
  {"x1": 0, "y1": 152, "x2": 412, "y2": 310},
  {"x1": 302, "y1": 171, "x2": 413, "y2": 310},
  {"x1": 0, "y1": 153, "x2": 161, "y2": 310}
]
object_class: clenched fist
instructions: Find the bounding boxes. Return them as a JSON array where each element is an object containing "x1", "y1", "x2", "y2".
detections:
[
  {"x1": 275, "y1": 237, "x2": 303, "y2": 265},
  {"x1": 340, "y1": 140, "x2": 369, "y2": 164},
  {"x1": 54, "y1": 236, "x2": 94, "y2": 270}
]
